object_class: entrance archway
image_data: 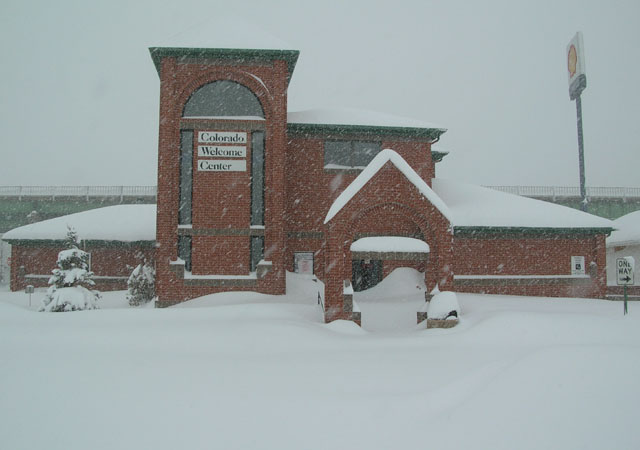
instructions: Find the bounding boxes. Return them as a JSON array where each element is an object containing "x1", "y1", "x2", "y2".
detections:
[{"x1": 349, "y1": 236, "x2": 430, "y2": 330}]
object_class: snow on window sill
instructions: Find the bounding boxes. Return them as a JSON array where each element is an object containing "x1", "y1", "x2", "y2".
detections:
[{"x1": 184, "y1": 271, "x2": 258, "y2": 280}]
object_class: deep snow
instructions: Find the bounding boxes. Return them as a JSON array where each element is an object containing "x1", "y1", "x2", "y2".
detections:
[{"x1": 1, "y1": 270, "x2": 639, "y2": 450}]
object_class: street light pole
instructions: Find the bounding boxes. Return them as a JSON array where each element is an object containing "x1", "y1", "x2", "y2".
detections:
[{"x1": 575, "y1": 94, "x2": 587, "y2": 212}]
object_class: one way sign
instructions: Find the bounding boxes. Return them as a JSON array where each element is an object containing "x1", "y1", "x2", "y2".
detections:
[{"x1": 617, "y1": 257, "x2": 635, "y2": 286}]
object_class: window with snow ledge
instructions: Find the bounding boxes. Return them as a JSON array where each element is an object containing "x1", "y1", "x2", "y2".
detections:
[
  {"x1": 324, "y1": 140, "x2": 381, "y2": 170},
  {"x1": 183, "y1": 80, "x2": 264, "y2": 118}
]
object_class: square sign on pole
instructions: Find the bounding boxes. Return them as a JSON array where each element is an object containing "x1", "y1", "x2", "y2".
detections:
[
  {"x1": 617, "y1": 257, "x2": 635, "y2": 286},
  {"x1": 567, "y1": 32, "x2": 587, "y2": 100}
]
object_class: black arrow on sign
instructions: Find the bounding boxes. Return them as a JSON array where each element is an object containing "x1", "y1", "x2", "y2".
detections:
[{"x1": 621, "y1": 276, "x2": 631, "y2": 282}]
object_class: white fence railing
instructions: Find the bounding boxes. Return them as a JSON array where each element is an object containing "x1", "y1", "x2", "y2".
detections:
[
  {"x1": 0, "y1": 186, "x2": 157, "y2": 199},
  {"x1": 1, "y1": 185, "x2": 638, "y2": 200},
  {"x1": 485, "y1": 186, "x2": 640, "y2": 199}
]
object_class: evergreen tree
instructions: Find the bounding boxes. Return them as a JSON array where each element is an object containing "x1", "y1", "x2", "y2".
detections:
[
  {"x1": 40, "y1": 227, "x2": 100, "y2": 312},
  {"x1": 63, "y1": 225, "x2": 80, "y2": 250}
]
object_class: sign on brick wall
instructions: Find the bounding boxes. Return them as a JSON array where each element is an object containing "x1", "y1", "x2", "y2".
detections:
[
  {"x1": 571, "y1": 256, "x2": 585, "y2": 275},
  {"x1": 198, "y1": 131, "x2": 247, "y2": 144},
  {"x1": 197, "y1": 131, "x2": 247, "y2": 172},
  {"x1": 198, "y1": 160, "x2": 246, "y2": 172},
  {"x1": 198, "y1": 146, "x2": 246, "y2": 158}
]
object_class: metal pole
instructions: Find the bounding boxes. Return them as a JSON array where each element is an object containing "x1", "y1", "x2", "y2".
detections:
[
  {"x1": 624, "y1": 284, "x2": 628, "y2": 315},
  {"x1": 576, "y1": 95, "x2": 587, "y2": 212}
]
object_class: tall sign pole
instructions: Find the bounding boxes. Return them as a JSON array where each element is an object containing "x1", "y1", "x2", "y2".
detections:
[{"x1": 567, "y1": 32, "x2": 588, "y2": 212}]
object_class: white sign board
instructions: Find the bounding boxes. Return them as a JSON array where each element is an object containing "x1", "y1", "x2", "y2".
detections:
[
  {"x1": 198, "y1": 160, "x2": 246, "y2": 172},
  {"x1": 571, "y1": 256, "x2": 585, "y2": 275},
  {"x1": 567, "y1": 32, "x2": 587, "y2": 99},
  {"x1": 567, "y1": 32, "x2": 586, "y2": 85},
  {"x1": 294, "y1": 252, "x2": 314, "y2": 275},
  {"x1": 617, "y1": 257, "x2": 635, "y2": 286},
  {"x1": 198, "y1": 146, "x2": 246, "y2": 158},
  {"x1": 198, "y1": 131, "x2": 247, "y2": 144}
]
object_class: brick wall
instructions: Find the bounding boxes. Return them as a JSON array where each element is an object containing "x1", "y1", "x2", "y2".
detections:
[
  {"x1": 155, "y1": 57, "x2": 289, "y2": 306},
  {"x1": 452, "y1": 234, "x2": 607, "y2": 298},
  {"x1": 9, "y1": 244, "x2": 154, "y2": 291}
]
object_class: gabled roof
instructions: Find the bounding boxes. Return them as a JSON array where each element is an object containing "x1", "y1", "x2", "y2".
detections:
[
  {"x1": 324, "y1": 149, "x2": 453, "y2": 224},
  {"x1": 2, "y1": 205, "x2": 156, "y2": 244}
]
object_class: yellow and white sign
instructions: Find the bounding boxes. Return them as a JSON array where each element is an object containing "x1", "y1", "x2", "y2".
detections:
[{"x1": 567, "y1": 32, "x2": 587, "y2": 99}]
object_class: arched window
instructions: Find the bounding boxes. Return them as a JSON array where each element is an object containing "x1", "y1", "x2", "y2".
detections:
[{"x1": 183, "y1": 80, "x2": 264, "y2": 118}]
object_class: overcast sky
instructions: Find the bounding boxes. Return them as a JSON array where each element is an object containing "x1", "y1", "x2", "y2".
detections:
[{"x1": 1, "y1": 0, "x2": 638, "y2": 187}]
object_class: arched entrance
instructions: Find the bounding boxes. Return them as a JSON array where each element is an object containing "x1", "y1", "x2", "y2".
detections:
[
  {"x1": 350, "y1": 235, "x2": 430, "y2": 291},
  {"x1": 321, "y1": 150, "x2": 454, "y2": 324},
  {"x1": 349, "y1": 235, "x2": 431, "y2": 330}
]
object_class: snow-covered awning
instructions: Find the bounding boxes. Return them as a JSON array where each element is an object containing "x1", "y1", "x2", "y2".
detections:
[
  {"x1": 350, "y1": 237, "x2": 430, "y2": 261},
  {"x1": 351, "y1": 237, "x2": 430, "y2": 253}
]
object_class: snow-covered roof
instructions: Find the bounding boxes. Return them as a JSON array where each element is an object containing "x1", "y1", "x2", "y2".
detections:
[
  {"x1": 351, "y1": 237, "x2": 430, "y2": 253},
  {"x1": 324, "y1": 149, "x2": 453, "y2": 224},
  {"x1": 288, "y1": 107, "x2": 445, "y2": 131},
  {"x1": 432, "y1": 179, "x2": 615, "y2": 230},
  {"x1": 2, "y1": 205, "x2": 156, "y2": 242},
  {"x1": 607, "y1": 210, "x2": 640, "y2": 246}
]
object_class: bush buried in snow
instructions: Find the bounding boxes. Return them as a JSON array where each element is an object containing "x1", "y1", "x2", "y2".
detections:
[
  {"x1": 127, "y1": 262, "x2": 156, "y2": 306},
  {"x1": 427, "y1": 291, "x2": 460, "y2": 320},
  {"x1": 40, "y1": 286, "x2": 100, "y2": 312}
]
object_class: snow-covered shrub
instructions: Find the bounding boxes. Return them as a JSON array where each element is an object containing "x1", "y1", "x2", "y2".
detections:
[
  {"x1": 41, "y1": 286, "x2": 100, "y2": 312},
  {"x1": 127, "y1": 262, "x2": 155, "y2": 306},
  {"x1": 427, "y1": 291, "x2": 460, "y2": 320},
  {"x1": 40, "y1": 227, "x2": 100, "y2": 312}
]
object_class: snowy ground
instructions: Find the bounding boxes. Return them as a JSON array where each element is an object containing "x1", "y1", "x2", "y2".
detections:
[{"x1": 1, "y1": 270, "x2": 639, "y2": 450}]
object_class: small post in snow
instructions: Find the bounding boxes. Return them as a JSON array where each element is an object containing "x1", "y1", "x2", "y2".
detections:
[{"x1": 25, "y1": 284, "x2": 34, "y2": 308}]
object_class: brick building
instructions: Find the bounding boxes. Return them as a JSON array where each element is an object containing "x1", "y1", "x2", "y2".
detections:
[
  {"x1": 149, "y1": 46, "x2": 613, "y2": 323},
  {"x1": 3, "y1": 205, "x2": 155, "y2": 291}
]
